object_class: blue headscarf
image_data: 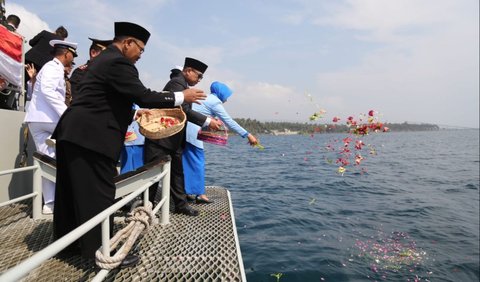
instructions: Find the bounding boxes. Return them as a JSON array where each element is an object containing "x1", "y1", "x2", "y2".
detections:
[{"x1": 210, "y1": 81, "x2": 233, "y2": 103}]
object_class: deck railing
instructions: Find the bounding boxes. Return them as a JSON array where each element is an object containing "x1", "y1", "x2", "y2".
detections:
[
  {"x1": 0, "y1": 153, "x2": 171, "y2": 281},
  {"x1": 0, "y1": 161, "x2": 43, "y2": 218}
]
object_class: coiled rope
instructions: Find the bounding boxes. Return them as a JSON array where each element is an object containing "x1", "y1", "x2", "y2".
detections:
[{"x1": 95, "y1": 201, "x2": 158, "y2": 269}]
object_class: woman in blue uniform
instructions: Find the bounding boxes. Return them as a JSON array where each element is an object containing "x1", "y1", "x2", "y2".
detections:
[{"x1": 183, "y1": 81, "x2": 258, "y2": 203}]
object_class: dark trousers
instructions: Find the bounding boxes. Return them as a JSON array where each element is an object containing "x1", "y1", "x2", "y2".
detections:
[
  {"x1": 144, "y1": 139, "x2": 187, "y2": 209},
  {"x1": 54, "y1": 141, "x2": 116, "y2": 259}
]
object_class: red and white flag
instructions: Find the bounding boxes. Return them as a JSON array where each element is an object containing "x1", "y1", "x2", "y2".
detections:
[{"x1": 0, "y1": 25, "x2": 23, "y2": 87}]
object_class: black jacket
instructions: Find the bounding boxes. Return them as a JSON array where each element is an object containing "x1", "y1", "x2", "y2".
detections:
[
  {"x1": 25, "y1": 30, "x2": 62, "y2": 69},
  {"x1": 149, "y1": 74, "x2": 207, "y2": 150},
  {"x1": 53, "y1": 45, "x2": 177, "y2": 161},
  {"x1": 69, "y1": 61, "x2": 89, "y2": 101}
]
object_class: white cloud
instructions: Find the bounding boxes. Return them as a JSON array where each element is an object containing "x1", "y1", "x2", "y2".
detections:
[
  {"x1": 314, "y1": 0, "x2": 458, "y2": 38},
  {"x1": 5, "y1": 3, "x2": 50, "y2": 46},
  {"x1": 306, "y1": 0, "x2": 479, "y2": 127}
]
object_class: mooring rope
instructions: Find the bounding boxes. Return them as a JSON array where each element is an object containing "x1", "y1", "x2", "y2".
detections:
[{"x1": 95, "y1": 201, "x2": 158, "y2": 269}]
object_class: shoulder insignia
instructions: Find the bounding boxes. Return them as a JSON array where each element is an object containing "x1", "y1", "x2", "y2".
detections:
[{"x1": 78, "y1": 64, "x2": 88, "y2": 70}]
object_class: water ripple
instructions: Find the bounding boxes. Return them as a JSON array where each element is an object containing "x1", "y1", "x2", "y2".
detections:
[{"x1": 205, "y1": 130, "x2": 480, "y2": 281}]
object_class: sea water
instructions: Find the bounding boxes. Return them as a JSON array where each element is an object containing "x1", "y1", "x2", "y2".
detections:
[{"x1": 204, "y1": 129, "x2": 479, "y2": 282}]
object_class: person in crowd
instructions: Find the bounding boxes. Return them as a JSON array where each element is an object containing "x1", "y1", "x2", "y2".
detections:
[
  {"x1": 52, "y1": 22, "x2": 206, "y2": 267},
  {"x1": 169, "y1": 65, "x2": 182, "y2": 79},
  {"x1": 64, "y1": 62, "x2": 74, "y2": 106},
  {"x1": 24, "y1": 63, "x2": 37, "y2": 108},
  {"x1": 120, "y1": 104, "x2": 145, "y2": 174},
  {"x1": 5, "y1": 14, "x2": 20, "y2": 32},
  {"x1": 69, "y1": 37, "x2": 112, "y2": 100},
  {"x1": 24, "y1": 40, "x2": 77, "y2": 215},
  {"x1": 144, "y1": 57, "x2": 222, "y2": 217},
  {"x1": 25, "y1": 26, "x2": 69, "y2": 72},
  {"x1": 183, "y1": 81, "x2": 258, "y2": 203}
]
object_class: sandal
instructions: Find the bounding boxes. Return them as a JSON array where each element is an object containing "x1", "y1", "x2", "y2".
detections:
[{"x1": 195, "y1": 195, "x2": 213, "y2": 204}]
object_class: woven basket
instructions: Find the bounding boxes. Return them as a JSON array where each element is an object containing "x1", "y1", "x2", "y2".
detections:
[
  {"x1": 197, "y1": 128, "x2": 228, "y2": 146},
  {"x1": 137, "y1": 108, "x2": 186, "y2": 139}
]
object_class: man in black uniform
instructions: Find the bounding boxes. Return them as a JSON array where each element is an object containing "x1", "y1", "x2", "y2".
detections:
[
  {"x1": 52, "y1": 22, "x2": 206, "y2": 266},
  {"x1": 25, "y1": 26, "x2": 69, "y2": 72},
  {"x1": 69, "y1": 37, "x2": 112, "y2": 100},
  {"x1": 145, "y1": 57, "x2": 222, "y2": 217}
]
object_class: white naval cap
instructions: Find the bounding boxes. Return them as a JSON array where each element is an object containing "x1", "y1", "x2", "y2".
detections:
[{"x1": 49, "y1": 39, "x2": 78, "y2": 57}]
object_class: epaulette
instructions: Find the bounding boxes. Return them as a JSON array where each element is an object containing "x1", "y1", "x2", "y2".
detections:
[{"x1": 78, "y1": 64, "x2": 88, "y2": 71}]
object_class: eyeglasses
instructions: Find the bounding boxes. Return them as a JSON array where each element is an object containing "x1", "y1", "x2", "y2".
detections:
[
  {"x1": 193, "y1": 69, "x2": 203, "y2": 80},
  {"x1": 131, "y1": 39, "x2": 144, "y2": 54}
]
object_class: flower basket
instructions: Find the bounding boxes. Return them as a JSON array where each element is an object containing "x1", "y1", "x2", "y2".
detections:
[
  {"x1": 197, "y1": 127, "x2": 228, "y2": 146},
  {"x1": 136, "y1": 108, "x2": 185, "y2": 139}
]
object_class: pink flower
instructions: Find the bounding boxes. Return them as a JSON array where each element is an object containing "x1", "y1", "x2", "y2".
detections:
[
  {"x1": 355, "y1": 154, "x2": 364, "y2": 165},
  {"x1": 343, "y1": 137, "x2": 352, "y2": 144},
  {"x1": 355, "y1": 140, "x2": 364, "y2": 150}
]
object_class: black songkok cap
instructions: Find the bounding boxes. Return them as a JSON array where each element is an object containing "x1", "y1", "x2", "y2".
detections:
[
  {"x1": 184, "y1": 57, "x2": 208, "y2": 73},
  {"x1": 114, "y1": 22, "x2": 150, "y2": 44},
  {"x1": 88, "y1": 37, "x2": 113, "y2": 49}
]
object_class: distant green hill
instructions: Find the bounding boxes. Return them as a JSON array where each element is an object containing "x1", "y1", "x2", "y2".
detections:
[{"x1": 232, "y1": 119, "x2": 439, "y2": 135}]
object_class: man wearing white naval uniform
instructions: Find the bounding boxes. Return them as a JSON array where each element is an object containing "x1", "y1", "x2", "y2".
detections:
[{"x1": 24, "y1": 39, "x2": 77, "y2": 214}]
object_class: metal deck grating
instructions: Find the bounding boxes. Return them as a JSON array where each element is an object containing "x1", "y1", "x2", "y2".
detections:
[{"x1": 0, "y1": 186, "x2": 244, "y2": 281}]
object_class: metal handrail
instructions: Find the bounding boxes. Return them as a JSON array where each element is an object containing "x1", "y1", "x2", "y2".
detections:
[
  {"x1": 0, "y1": 157, "x2": 171, "y2": 282},
  {"x1": 0, "y1": 191, "x2": 38, "y2": 208},
  {"x1": 0, "y1": 164, "x2": 37, "y2": 176},
  {"x1": 0, "y1": 164, "x2": 42, "y2": 217},
  {"x1": 0, "y1": 165, "x2": 170, "y2": 282}
]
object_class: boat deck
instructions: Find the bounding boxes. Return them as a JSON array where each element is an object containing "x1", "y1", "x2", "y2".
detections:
[{"x1": 0, "y1": 186, "x2": 244, "y2": 281}]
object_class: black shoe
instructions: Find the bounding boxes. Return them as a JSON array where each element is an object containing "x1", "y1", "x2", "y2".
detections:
[
  {"x1": 119, "y1": 254, "x2": 140, "y2": 269},
  {"x1": 175, "y1": 205, "x2": 199, "y2": 216},
  {"x1": 186, "y1": 194, "x2": 196, "y2": 202}
]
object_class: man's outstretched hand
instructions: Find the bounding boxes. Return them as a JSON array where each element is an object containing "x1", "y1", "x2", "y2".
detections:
[{"x1": 183, "y1": 88, "x2": 206, "y2": 104}]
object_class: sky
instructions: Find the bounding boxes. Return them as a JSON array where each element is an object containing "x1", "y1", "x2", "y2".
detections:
[{"x1": 5, "y1": 0, "x2": 479, "y2": 128}]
